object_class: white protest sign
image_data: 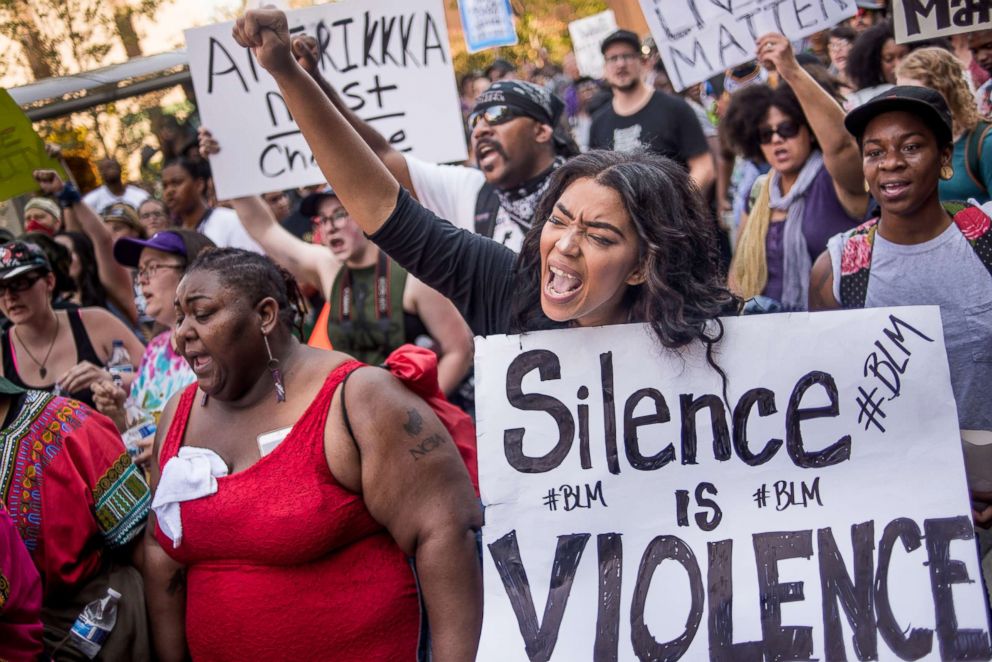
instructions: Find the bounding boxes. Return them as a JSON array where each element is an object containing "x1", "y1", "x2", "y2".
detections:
[
  {"x1": 476, "y1": 307, "x2": 991, "y2": 661},
  {"x1": 458, "y1": 0, "x2": 518, "y2": 53},
  {"x1": 184, "y1": 0, "x2": 467, "y2": 200},
  {"x1": 568, "y1": 10, "x2": 618, "y2": 79},
  {"x1": 638, "y1": 0, "x2": 856, "y2": 91},
  {"x1": 893, "y1": 0, "x2": 992, "y2": 44}
]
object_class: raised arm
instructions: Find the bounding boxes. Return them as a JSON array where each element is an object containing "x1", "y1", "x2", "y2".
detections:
[
  {"x1": 757, "y1": 34, "x2": 868, "y2": 218},
  {"x1": 199, "y1": 129, "x2": 340, "y2": 294},
  {"x1": 33, "y1": 170, "x2": 139, "y2": 325},
  {"x1": 291, "y1": 35, "x2": 415, "y2": 195},
  {"x1": 329, "y1": 368, "x2": 482, "y2": 661},
  {"x1": 233, "y1": 10, "x2": 399, "y2": 234}
]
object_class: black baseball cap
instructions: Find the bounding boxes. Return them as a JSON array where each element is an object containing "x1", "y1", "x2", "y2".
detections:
[
  {"x1": 844, "y1": 86, "x2": 953, "y2": 147},
  {"x1": 299, "y1": 187, "x2": 339, "y2": 218},
  {"x1": 601, "y1": 29, "x2": 641, "y2": 54}
]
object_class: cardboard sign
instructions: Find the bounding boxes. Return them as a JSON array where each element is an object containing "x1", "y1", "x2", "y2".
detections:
[
  {"x1": 568, "y1": 10, "x2": 618, "y2": 79},
  {"x1": 893, "y1": 0, "x2": 992, "y2": 44},
  {"x1": 185, "y1": 0, "x2": 467, "y2": 200},
  {"x1": 458, "y1": 0, "x2": 518, "y2": 53},
  {"x1": 638, "y1": 0, "x2": 856, "y2": 91},
  {"x1": 0, "y1": 90, "x2": 66, "y2": 201},
  {"x1": 476, "y1": 307, "x2": 991, "y2": 661}
]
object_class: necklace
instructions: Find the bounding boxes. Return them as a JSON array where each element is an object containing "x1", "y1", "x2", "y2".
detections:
[{"x1": 14, "y1": 312, "x2": 60, "y2": 380}]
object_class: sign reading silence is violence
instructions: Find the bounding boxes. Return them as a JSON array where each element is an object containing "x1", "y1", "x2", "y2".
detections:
[
  {"x1": 184, "y1": 0, "x2": 467, "y2": 200},
  {"x1": 475, "y1": 306, "x2": 991, "y2": 661}
]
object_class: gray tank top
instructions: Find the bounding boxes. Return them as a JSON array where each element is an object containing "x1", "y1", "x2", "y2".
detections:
[{"x1": 827, "y1": 223, "x2": 992, "y2": 431}]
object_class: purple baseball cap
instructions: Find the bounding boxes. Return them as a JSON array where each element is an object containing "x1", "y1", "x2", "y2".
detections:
[{"x1": 113, "y1": 230, "x2": 216, "y2": 269}]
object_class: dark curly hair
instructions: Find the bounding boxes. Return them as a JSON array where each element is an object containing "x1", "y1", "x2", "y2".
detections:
[
  {"x1": 185, "y1": 248, "x2": 307, "y2": 337},
  {"x1": 846, "y1": 20, "x2": 895, "y2": 90},
  {"x1": 510, "y1": 149, "x2": 739, "y2": 387},
  {"x1": 721, "y1": 66, "x2": 841, "y2": 164}
]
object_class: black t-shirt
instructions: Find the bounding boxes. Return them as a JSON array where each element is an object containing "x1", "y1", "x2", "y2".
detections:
[
  {"x1": 588, "y1": 91, "x2": 709, "y2": 167},
  {"x1": 370, "y1": 189, "x2": 539, "y2": 337}
]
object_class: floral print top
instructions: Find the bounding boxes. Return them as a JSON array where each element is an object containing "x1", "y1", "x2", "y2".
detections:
[{"x1": 129, "y1": 332, "x2": 196, "y2": 422}]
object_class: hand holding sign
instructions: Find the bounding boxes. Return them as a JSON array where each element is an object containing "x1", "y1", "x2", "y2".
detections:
[
  {"x1": 756, "y1": 32, "x2": 800, "y2": 78},
  {"x1": 232, "y1": 8, "x2": 295, "y2": 76},
  {"x1": 198, "y1": 127, "x2": 220, "y2": 159}
]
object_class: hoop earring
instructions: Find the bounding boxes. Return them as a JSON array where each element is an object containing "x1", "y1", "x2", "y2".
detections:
[
  {"x1": 940, "y1": 164, "x2": 954, "y2": 181},
  {"x1": 263, "y1": 332, "x2": 286, "y2": 403}
]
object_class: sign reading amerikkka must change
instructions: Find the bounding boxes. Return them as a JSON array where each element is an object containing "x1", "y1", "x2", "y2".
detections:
[
  {"x1": 475, "y1": 307, "x2": 991, "y2": 661},
  {"x1": 185, "y1": 0, "x2": 467, "y2": 200}
]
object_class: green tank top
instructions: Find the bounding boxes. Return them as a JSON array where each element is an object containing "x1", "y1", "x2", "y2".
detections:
[{"x1": 327, "y1": 252, "x2": 409, "y2": 366}]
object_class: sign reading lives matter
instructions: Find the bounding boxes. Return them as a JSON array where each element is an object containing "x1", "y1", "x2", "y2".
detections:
[
  {"x1": 185, "y1": 0, "x2": 467, "y2": 200},
  {"x1": 475, "y1": 307, "x2": 991, "y2": 661},
  {"x1": 638, "y1": 0, "x2": 856, "y2": 92},
  {"x1": 893, "y1": 0, "x2": 992, "y2": 44}
]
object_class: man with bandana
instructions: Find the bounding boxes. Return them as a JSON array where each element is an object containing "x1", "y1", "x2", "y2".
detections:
[{"x1": 290, "y1": 35, "x2": 579, "y2": 253}]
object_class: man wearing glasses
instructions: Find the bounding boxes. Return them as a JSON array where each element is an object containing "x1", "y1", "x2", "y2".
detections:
[
  {"x1": 589, "y1": 30, "x2": 714, "y2": 196},
  {"x1": 288, "y1": 34, "x2": 579, "y2": 253}
]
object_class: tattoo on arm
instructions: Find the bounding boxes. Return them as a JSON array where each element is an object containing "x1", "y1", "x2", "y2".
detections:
[
  {"x1": 167, "y1": 568, "x2": 187, "y2": 596},
  {"x1": 409, "y1": 433, "x2": 446, "y2": 461},
  {"x1": 403, "y1": 408, "x2": 424, "y2": 437}
]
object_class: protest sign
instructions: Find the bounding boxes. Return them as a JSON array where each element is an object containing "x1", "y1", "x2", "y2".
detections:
[
  {"x1": 458, "y1": 0, "x2": 518, "y2": 53},
  {"x1": 893, "y1": 0, "x2": 992, "y2": 44},
  {"x1": 0, "y1": 90, "x2": 66, "y2": 201},
  {"x1": 184, "y1": 0, "x2": 467, "y2": 200},
  {"x1": 638, "y1": 0, "x2": 856, "y2": 91},
  {"x1": 476, "y1": 307, "x2": 991, "y2": 661},
  {"x1": 568, "y1": 10, "x2": 618, "y2": 79}
]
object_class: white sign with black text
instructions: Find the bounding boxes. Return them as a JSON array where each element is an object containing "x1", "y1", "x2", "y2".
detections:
[
  {"x1": 568, "y1": 10, "x2": 618, "y2": 80},
  {"x1": 185, "y1": 0, "x2": 467, "y2": 200},
  {"x1": 638, "y1": 0, "x2": 856, "y2": 91},
  {"x1": 893, "y1": 0, "x2": 992, "y2": 44},
  {"x1": 476, "y1": 307, "x2": 990, "y2": 661},
  {"x1": 458, "y1": 0, "x2": 518, "y2": 53}
]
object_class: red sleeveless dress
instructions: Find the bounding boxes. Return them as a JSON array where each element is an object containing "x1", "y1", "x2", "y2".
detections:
[{"x1": 154, "y1": 360, "x2": 421, "y2": 661}]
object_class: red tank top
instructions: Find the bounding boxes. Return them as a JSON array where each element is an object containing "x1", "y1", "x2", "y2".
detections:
[{"x1": 154, "y1": 360, "x2": 421, "y2": 661}]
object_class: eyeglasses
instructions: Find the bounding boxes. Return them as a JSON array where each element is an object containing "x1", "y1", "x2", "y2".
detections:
[
  {"x1": 604, "y1": 53, "x2": 640, "y2": 65},
  {"x1": 137, "y1": 262, "x2": 184, "y2": 281},
  {"x1": 312, "y1": 209, "x2": 350, "y2": 228},
  {"x1": 139, "y1": 210, "x2": 167, "y2": 220},
  {"x1": 468, "y1": 105, "x2": 523, "y2": 130},
  {"x1": 0, "y1": 272, "x2": 43, "y2": 296},
  {"x1": 758, "y1": 121, "x2": 802, "y2": 144}
]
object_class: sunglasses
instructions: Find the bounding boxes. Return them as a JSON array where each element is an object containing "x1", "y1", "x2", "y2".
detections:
[
  {"x1": 758, "y1": 121, "x2": 802, "y2": 144},
  {"x1": 468, "y1": 105, "x2": 523, "y2": 130},
  {"x1": 0, "y1": 272, "x2": 43, "y2": 296}
]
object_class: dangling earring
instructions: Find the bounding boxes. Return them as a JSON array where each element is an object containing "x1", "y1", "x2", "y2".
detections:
[
  {"x1": 940, "y1": 163, "x2": 954, "y2": 180},
  {"x1": 864, "y1": 179, "x2": 871, "y2": 193},
  {"x1": 263, "y1": 332, "x2": 286, "y2": 403}
]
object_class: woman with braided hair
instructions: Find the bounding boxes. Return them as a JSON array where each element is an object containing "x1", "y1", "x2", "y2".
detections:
[{"x1": 142, "y1": 248, "x2": 481, "y2": 661}]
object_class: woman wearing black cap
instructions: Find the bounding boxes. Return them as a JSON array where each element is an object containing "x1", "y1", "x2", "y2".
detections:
[{"x1": 809, "y1": 86, "x2": 992, "y2": 536}]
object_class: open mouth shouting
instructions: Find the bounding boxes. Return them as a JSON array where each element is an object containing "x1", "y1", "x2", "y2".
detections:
[
  {"x1": 877, "y1": 179, "x2": 911, "y2": 201},
  {"x1": 544, "y1": 261, "x2": 583, "y2": 304},
  {"x1": 475, "y1": 141, "x2": 504, "y2": 171}
]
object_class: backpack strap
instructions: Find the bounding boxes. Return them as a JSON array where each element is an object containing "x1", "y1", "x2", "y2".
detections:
[
  {"x1": 473, "y1": 182, "x2": 501, "y2": 238},
  {"x1": 837, "y1": 217, "x2": 880, "y2": 309},
  {"x1": 965, "y1": 121, "x2": 992, "y2": 195},
  {"x1": 945, "y1": 200, "x2": 992, "y2": 279}
]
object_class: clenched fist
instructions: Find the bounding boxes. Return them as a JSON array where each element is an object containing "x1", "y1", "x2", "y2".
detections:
[{"x1": 233, "y1": 9, "x2": 296, "y2": 77}]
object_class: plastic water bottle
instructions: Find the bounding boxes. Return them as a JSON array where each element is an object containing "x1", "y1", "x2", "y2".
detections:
[
  {"x1": 121, "y1": 397, "x2": 156, "y2": 460},
  {"x1": 68, "y1": 587, "x2": 121, "y2": 659},
  {"x1": 106, "y1": 340, "x2": 133, "y2": 380}
]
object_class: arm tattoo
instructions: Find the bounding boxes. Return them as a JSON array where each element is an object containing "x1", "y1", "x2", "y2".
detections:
[
  {"x1": 402, "y1": 408, "x2": 424, "y2": 437},
  {"x1": 166, "y1": 568, "x2": 187, "y2": 596},
  {"x1": 409, "y1": 433, "x2": 446, "y2": 461}
]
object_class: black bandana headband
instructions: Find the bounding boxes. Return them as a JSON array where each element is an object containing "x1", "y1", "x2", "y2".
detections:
[{"x1": 473, "y1": 80, "x2": 565, "y2": 128}]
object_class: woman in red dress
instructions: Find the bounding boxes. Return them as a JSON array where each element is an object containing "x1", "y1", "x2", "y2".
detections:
[{"x1": 143, "y1": 249, "x2": 481, "y2": 661}]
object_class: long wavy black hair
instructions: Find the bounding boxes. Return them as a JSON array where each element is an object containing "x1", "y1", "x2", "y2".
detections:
[
  {"x1": 56, "y1": 231, "x2": 108, "y2": 308},
  {"x1": 510, "y1": 150, "x2": 740, "y2": 382}
]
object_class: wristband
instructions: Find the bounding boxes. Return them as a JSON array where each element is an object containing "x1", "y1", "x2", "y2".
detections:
[{"x1": 57, "y1": 182, "x2": 82, "y2": 208}]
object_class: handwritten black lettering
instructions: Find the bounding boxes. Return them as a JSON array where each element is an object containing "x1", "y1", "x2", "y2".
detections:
[{"x1": 408, "y1": 432, "x2": 445, "y2": 461}]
